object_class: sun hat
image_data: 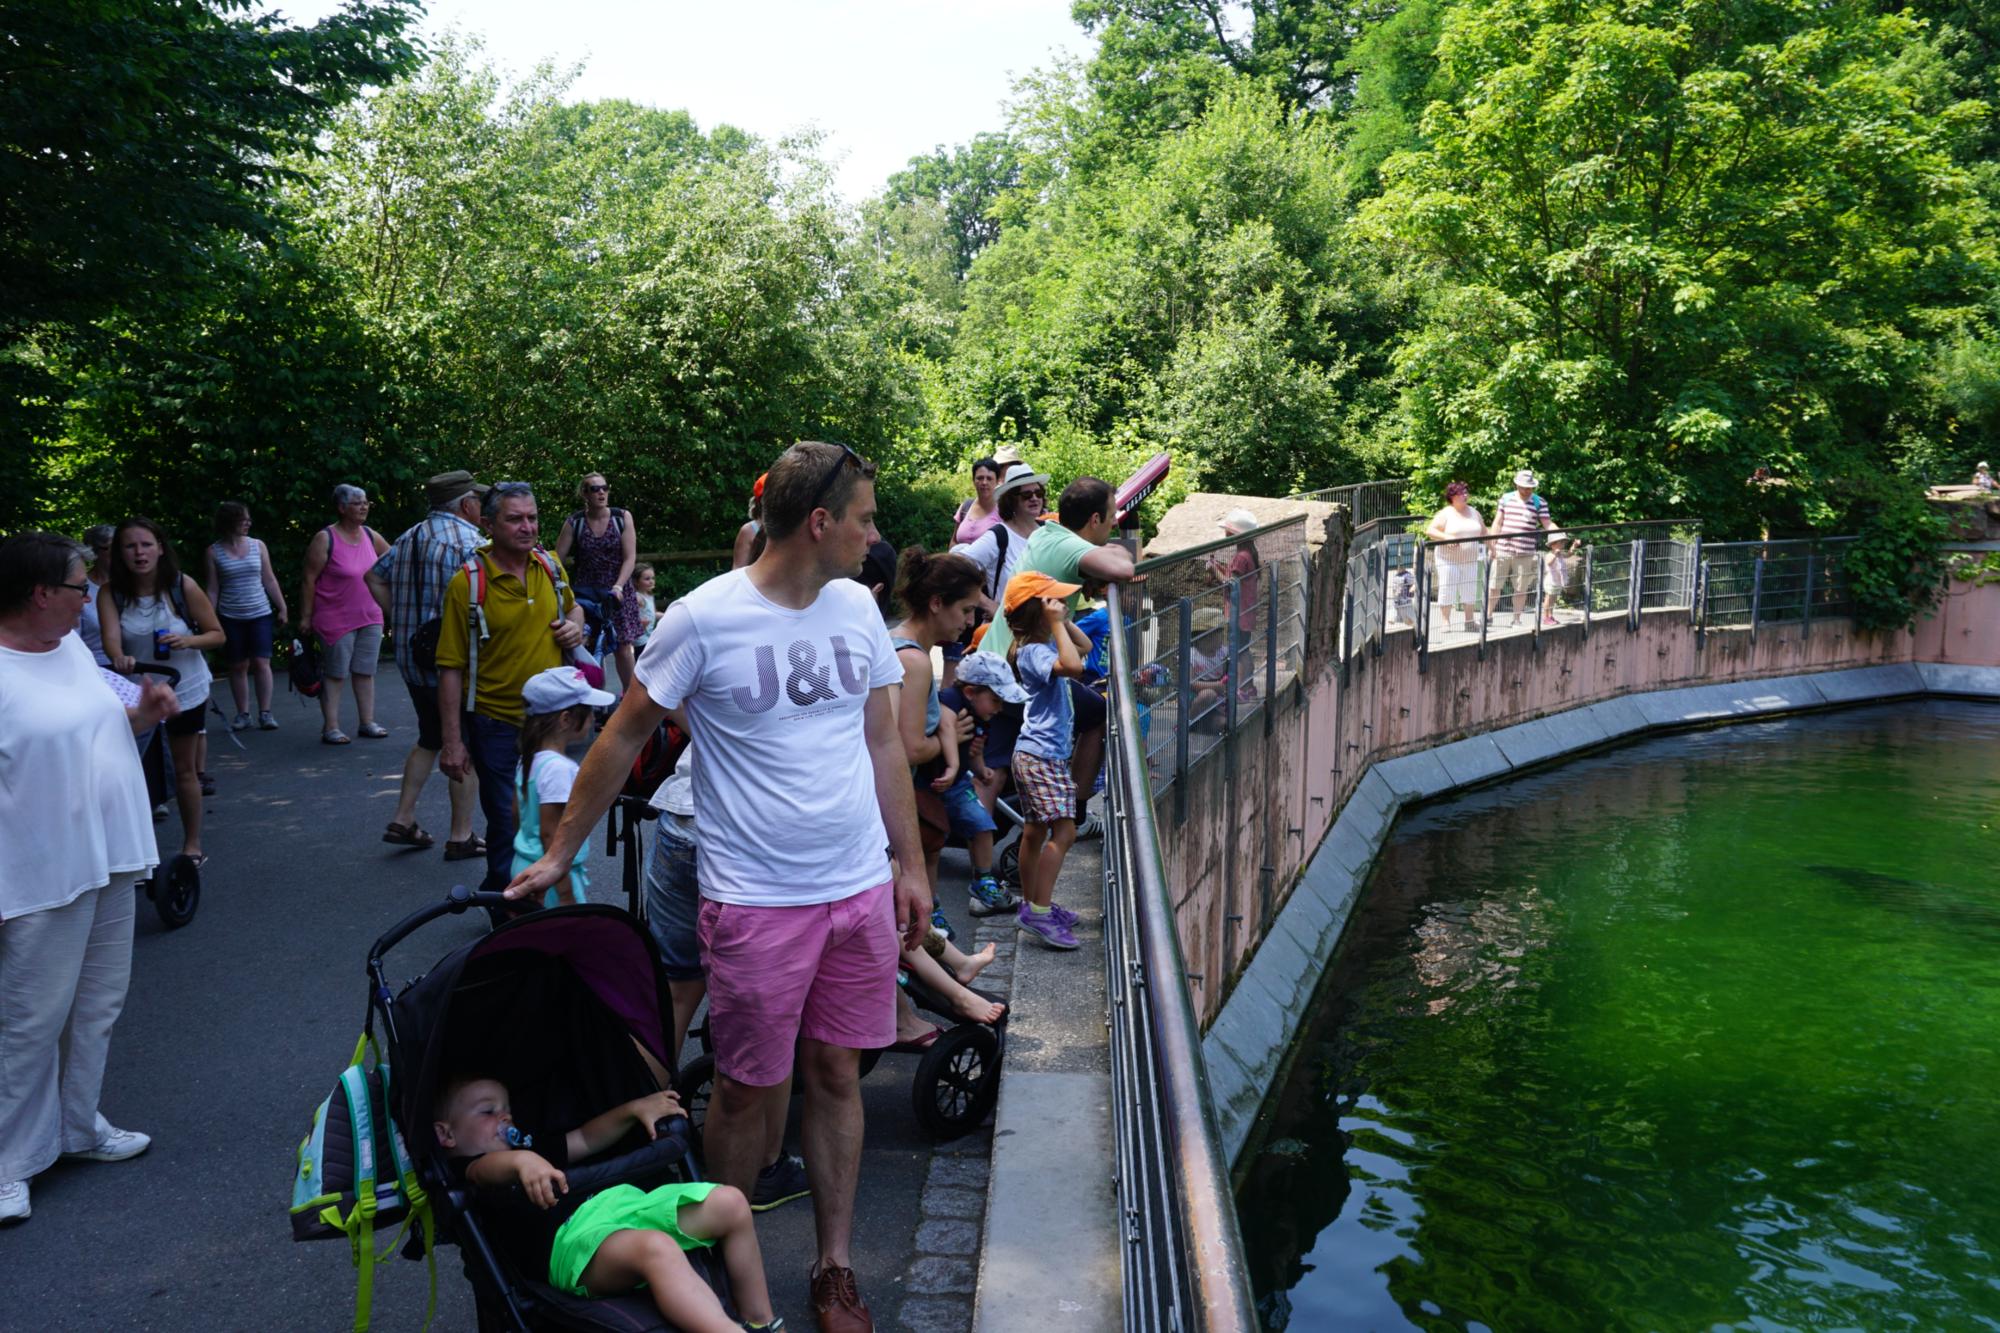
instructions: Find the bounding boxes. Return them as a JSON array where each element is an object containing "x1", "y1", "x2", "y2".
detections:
[
  {"x1": 1219, "y1": 508, "x2": 1259, "y2": 535},
  {"x1": 995, "y1": 466, "x2": 1051, "y2": 501},
  {"x1": 426, "y1": 469, "x2": 488, "y2": 510},
  {"x1": 992, "y1": 445, "x2": 1025, "y2": 466},
  {"x1": 1513, "y1": 469, "x2": 1538, "y2": 489},
  {"x1": 954, "y1": 651, "x2": 1029, "y2": 704},
  {"x1": 1002, "y1": 570, "x2": 1082, "y2": 614},
  {"x1": 522, "y1": 665, "x2": 616, "y2": 715},
  {"x1": 1544, "y1": 529, "x2": 1568, "y2": 545}
]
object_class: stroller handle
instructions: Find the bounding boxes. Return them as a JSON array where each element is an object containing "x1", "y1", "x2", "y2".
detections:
[{"x1": 368, "y1": 884, "x2": 509, "y2": 967}]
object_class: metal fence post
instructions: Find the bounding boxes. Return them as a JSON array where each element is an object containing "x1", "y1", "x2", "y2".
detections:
[
  {"x1": 1802, "y1": 551, "x2": 1815, "y2": 640},
  {"x1": 1370, "y1": 541, "x2": 1386, "y2": 657},
  {"x1": 1627, "y1": 537, "x2": 1646, "y2": 632},
  {"x1": 1226, "y1": 578, "x2": 1241, "y2": 735},
  {"x1": 1175, "y1": 596, "x2": 1191, "y2": 826},
  {"x1": 1342, "y1": 584, "x2": 1354, "y2": 687},
  {"x1": 1532, "y1": 535, "x2": 1544, "y2": 656},
  {"x1": 1582, "y1": 544, "x2": 1593, "y2": 640},
  {"x1": 1477, "y1": 549, "x2": 1492, "y2": 660},
  {"x1": 1687, "y1": 536, "x2": 1703, "y2": 625},
  {"x1": 1416, "y1": 539, "x2": 1430, "y2": 673},
  {"x1": 1263, "y1": 573, "x2": 1278, "y2": 734},
  {"x1": 1749, "y1": 554, "x2": 1765, "y2": 643}
]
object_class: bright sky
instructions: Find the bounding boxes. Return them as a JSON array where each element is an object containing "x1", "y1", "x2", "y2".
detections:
[{"x1": 273, "y1": 0, "x2": 1094, "y2": 201}]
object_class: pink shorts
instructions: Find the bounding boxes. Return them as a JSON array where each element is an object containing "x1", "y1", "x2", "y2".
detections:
[{"x1": 697, "y1": 880, "x2": 899, "y2": 1087}]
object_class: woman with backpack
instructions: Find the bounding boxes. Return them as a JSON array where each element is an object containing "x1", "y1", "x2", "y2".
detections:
[
  {"x1": 300, "y1": 484, "x2": 390, "y2": 745},
  {"x1": 952, "y1": 464, "x2": 1049, "y2": 634},
  {"x1": 554, "y1": 471, "x2": 640, "y2": 691},
  {"x1": 98, "y1": 517, "x2": 225, "y2": 867}
]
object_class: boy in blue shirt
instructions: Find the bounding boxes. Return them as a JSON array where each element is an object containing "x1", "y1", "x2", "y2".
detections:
[{"x1": 1000, "y1": 572, "x2": 1092, "y2": 951}]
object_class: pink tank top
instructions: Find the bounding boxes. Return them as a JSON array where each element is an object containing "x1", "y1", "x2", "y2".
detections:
[{"x1": 314, "y1": 525, "x2": 385, "y2": 641}]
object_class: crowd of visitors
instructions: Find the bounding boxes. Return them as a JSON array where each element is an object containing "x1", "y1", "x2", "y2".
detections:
[{"x1": 1, "y1": 439, "x2": 1153, "y2": 1330}]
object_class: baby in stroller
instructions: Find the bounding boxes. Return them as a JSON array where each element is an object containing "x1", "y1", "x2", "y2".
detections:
[{"x1": 435, "y1": 1076, "x2": 780, "y2": 1333}]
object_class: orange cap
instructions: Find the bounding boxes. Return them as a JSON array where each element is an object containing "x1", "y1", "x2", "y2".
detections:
[
  {"x1": 1002, "y1": 570, "x2": 1081, "y2": 614},
  {"x1": 968, "y1": 623, "x2": 990, "y2": 651},
  {"x1": 751, "y1": 472, "x2": 768, "y2": 501}
]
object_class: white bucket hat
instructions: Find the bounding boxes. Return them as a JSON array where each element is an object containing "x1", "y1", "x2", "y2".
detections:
[
  {"x1": 1219, "y1": 508, "x2": 1260, "y2": 535},
  {"x1": 1513, "y1": 469, "x2": 1538, "y2": 489}
]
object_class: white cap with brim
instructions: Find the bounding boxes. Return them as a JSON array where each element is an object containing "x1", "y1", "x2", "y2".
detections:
[
  {"x1": 954, "y1": 652, "x2": 1029, "y2": 705},
  {"x1": 523, "y1": 665, "x2": 617, "y2": 715}
]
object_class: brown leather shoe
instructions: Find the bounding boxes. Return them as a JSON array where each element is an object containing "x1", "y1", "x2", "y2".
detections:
[{"x1": 808, "y1": 1263, "x2": 873, "y2": 1332}]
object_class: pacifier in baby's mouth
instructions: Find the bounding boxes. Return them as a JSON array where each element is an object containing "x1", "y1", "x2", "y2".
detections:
[{"x1": 501, "y1": 1124, "x2": 533, "y2": 1149}]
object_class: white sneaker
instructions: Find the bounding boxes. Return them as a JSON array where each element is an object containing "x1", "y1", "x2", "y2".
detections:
[
  {"x1": 1074, "y1": 813, "x2": 1103, "y2": 840},
  {"x1": 62, "y1": 1126, "x2": 151, "y2": 1162},
  {"x1": 0, "y1": 1180, "x2": 27, "y2": 1223}
]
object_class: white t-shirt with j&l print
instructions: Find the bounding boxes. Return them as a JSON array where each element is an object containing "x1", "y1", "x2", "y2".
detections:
[{"x1": 633, "y1": 568, "x2": 903, "y2": 907}]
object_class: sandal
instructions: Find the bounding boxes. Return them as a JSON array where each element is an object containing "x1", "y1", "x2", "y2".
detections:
[
  {"x1": 321, "y1": 729, "x2": 351, "y2": 745},
  {"x1": 357, "y1": 722, "x2": 389, "y2": 739},
  {"x1": 887, "y1": 1026, "x2": 946, "y2": 1054},
  {"x1": 442, "y1": 835, "x2": 487, "y2": 862},
  {"x1": 382, "y1": 822, "x2": 435, "y2": 849}
]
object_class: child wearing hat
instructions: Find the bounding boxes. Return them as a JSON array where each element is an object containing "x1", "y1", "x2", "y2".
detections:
[
  {"x1": 1001, "y1": 571, "x2": 1092, "y2": 951},
  {"x1": 513, "y1": 665, "x2": 616, "y2": 909}
]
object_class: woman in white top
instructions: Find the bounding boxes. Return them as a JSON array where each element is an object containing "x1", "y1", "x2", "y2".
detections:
[
  {"x1": 1424, "y1": 480, "x2": 1487, "y2": 631},
  {"x1": 0, "y1": 532, "x2": 180, "y2": 1225},
  {"x1": 203, "y1": 501, "x2": 288, "y2": 731},
  {"x1": 98, "y1": 517, "x2": 225, "y2": 865}
]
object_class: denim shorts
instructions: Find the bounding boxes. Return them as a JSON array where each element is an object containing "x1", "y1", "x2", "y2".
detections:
[
  {"x1": 940, "y1": 774, "x2": 995, "y2": 839},
  {"x1": 642, "y1": 816, "x2": 703, "y2": 982}
]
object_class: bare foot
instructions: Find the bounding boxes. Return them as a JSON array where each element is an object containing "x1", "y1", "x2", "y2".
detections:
[
  {"x1": 953, "y1": 942, "x2": 997, "y2": 985},
  {"x1": 897, "y1": 1015, "x2": 943, "y2": 1045},
  {"x1": 950, "y1": 989, "x2": 1007, "y2": 1025}
]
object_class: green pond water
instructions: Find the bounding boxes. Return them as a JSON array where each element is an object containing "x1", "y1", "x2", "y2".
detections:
[{"x1": 1239, "y1": 700, "x2": 2000, "y2": 1332}]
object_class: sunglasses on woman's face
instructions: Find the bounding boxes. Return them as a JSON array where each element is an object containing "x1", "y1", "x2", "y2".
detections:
[{"x1": 585, "y1": 483, "x2": 609, "y2": 493}]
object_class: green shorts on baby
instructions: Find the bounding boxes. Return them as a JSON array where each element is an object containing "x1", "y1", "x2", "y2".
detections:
[{"x1": 548, "y1": 1180, "x2": 718, "y2": 1296}]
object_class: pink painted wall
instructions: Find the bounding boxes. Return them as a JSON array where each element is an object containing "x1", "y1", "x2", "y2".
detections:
[{"x1": 1158, "y1": 575, "x2": 2000, "y2": 1026}]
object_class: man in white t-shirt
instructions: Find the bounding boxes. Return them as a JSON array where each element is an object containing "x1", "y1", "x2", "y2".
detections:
[{"x1": 506, "y1": 440, "x2": 925, "y2": 1333}]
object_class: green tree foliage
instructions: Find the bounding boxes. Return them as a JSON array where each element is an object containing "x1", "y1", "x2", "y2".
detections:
[
  {"x1": 1359, "y1": 0, "x2": 1996, "y2": 533},
  {"x1": 0, "y1": 0, "x2": 422, "y2": 530},
  {"x1": 877, "y1": 134, "x2": 1023, "y2": 286}
]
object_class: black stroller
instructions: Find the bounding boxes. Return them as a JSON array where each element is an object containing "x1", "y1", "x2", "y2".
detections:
[{"x1": 367, "y1": 886, "x2": 730, "y2": 1331}]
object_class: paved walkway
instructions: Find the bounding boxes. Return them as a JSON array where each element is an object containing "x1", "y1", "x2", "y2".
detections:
[{"x1": 1, "y1": 680, "x2": 1017, "y2": 1331}]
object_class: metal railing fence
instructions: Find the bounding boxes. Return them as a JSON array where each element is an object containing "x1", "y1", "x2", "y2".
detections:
[
  {"x1": 1700, "y1": 538, "x2": 1858, "y2": 635},
  {"x1": 1285, "y1": 478, "x2": 1411, "y2": 527},
  {"x1": 1103, "y1": 582, "x2": 1257, "y2": 1333}
]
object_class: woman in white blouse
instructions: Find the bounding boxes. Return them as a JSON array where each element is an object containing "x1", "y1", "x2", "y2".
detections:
[{"x1": 0, "y1": 532, "x2": 179, "y2": 1225}]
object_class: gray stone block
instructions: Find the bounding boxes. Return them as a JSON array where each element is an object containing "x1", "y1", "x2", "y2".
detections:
[
  {"x1": 927, "y1": 1155, "x2": 991, "y2": 1192},
  {"x1": 1813, "y1": 663, "x2": 1928, "y2": 703},
  {"x1": 1430, "y1": 733, "x2": 1512, "y2": 788},
  {"x1": 908, "y1": 1256, "x2": 979, "y2": 1296},
  {"x1": 1491, "y1": 716, "x2": 1565, "y2": 770},
  {"x1": 1240, "y1": 920, "x2": 1314, "y2": 1019},
  {"x1": 1539, "y1": 706, "x2": 1612, "y2": 757},
  {"x1": 1588, "y1": 696, "x2": 1649, "y2": 738},
  {"x1": 923, "y1": 1185, "x2": 988, "y2": 1220},
  {"x1": 1347, "y1": 767, "x2": 1397, "y2": 825},
  {"x1": 1632, "y1": 683, "x2": 1732, "y2": 727},
  {"x1": 903, "y1": 1295, "x2": 976, "y2": 1333},
  {"x1": 1917, "y1": 662, "x2": 2000, "y2": 697},
  {"x1": 1198, "y1": 1031, "x2": 1263, "y2": 1161},
  {"x1": 1273, "y1": 869, "x2": 1339, "y2": 962},
  {"x1": 917, "y1": 1219, "x2": 981, "y2": 1255},
  {"x1": 1373, "y1": 749, "x2": 1453, "y2": 801},
  {"x1": 1723, "y1": 675, "x2": 1825, "y2": 713}
]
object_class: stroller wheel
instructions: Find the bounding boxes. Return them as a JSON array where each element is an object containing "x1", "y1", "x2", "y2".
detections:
[
  {"x1": 912, "y1": 1025, "x2": 1001, "y2": 1140},
  {"x1": 155, "y1": 853, "x2": 201, "y2": 929},
  {"x1": 675, "y1": 1053, "x2": 715, "y2": 1147}
]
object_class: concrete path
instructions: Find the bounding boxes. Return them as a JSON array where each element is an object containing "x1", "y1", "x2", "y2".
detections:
[{"x1": 1, "y1": 679, "x2": 1002, "y2": 1332}]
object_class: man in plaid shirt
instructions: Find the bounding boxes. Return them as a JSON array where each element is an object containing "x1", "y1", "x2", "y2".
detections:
[
  {"x1": 1488, "y1": 468, "x2": 1555, "y2": 625},
  {"x1": 366, "y1": 470, "x2": 489, "y2": 859}
]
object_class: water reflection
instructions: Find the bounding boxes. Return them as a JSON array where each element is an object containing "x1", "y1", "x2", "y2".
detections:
[{"x1": 1238, "y1": 701, "x2": 2000, "y2": 1331}]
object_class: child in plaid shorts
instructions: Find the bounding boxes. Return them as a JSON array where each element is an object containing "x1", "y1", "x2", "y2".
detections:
[{"x1": 1001, "y1": 571, "x2": 1093, "y2": 951}]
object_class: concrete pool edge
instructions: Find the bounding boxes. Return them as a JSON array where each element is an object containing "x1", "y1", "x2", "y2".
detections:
[{"x1": 1203, "y1": 662, "x2": 2000, "y2": 1168}]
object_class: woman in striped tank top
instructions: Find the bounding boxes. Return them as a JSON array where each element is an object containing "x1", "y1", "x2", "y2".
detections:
[{"x1": 203, "y1": 502, "x2": 288, "y2": 731}]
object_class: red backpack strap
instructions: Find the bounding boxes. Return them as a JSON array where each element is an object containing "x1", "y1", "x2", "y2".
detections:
[{"x1": 530, "y1": 547, "x2": 572, "y2": 613}]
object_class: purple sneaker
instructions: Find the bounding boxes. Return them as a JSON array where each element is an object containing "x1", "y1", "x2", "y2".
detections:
[
  {"x1": 1049, "y1": 901, "x2": 1080, "y2": 929},
  {"x1": 1017, "y1": 902, "x2": 1079, "y2": 950}
]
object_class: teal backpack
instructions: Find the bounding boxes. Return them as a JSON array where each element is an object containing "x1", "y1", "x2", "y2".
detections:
[{"x1": 290, "y1": 1031, "x2": 436, "y2": 1331}]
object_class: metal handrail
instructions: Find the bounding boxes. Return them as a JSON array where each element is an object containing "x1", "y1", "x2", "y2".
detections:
[{"x1": 1103, "y1": 581, "x2": 1256, "y2": 1333}]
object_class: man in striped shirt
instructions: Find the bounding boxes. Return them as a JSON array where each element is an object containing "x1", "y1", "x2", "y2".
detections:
[
  {"x1": 1488, "y1": 469, "x2": 1555, "y2": 625},
  {"x1": 365, "y1": 470, "x2": 489, "y2": 858}
]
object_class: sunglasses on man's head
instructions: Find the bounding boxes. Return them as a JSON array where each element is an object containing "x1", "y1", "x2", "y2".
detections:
[{"x1": 811, "y1": 444, "x2": 870, "y2": 512}]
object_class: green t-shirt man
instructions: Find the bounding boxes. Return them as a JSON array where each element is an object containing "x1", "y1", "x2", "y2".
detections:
[{"x1": 981, "y1": 480, "x2": 1138, "y2": 658}]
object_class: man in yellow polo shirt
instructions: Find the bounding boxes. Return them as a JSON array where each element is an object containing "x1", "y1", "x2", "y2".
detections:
[{"x1": 437, "y1": 482, "x2": 586, "y2": 889}]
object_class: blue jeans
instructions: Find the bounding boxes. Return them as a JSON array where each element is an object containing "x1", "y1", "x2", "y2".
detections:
[
  {"x1": 467, "y1": 713, "x2": 521, "y2": 891},
  {"x1": 642, "y1": 815, "x2": 703, "y2": 981}
]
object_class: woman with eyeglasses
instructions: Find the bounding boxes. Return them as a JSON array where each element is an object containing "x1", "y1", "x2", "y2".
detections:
[
  {"x1": 951, "y1": 463, "x2": 1050, "y2": 629},
  {"x1": 95, "y1": 517, "x2": 225, "y2": 868},
  {"x1": 300, "y1": 483, "x2": 390, "y2": 744},
  {"x1": 0, "y1": 532, "x2": 182, "y2": 1226},
  {"x1": 554, "y1": 472, "x2": 640, "y2": 690}
]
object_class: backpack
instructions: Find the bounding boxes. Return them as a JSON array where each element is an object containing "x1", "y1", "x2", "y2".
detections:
[
  {"x1": 457, "y1": 546, "x2": 573, "y2": 706},
  {"x1": 567, "y1": 509, "x2": 626, "y2": 549},
  {"x1": 290, "y1": 1030, "x2": 436, "y2": 1332},
  {"x1": 625, "y1": 717, "x2": 691, "y2": 802},
  {"x1": 288, "y1": 635, "x2": 324, "y2": 699}
]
